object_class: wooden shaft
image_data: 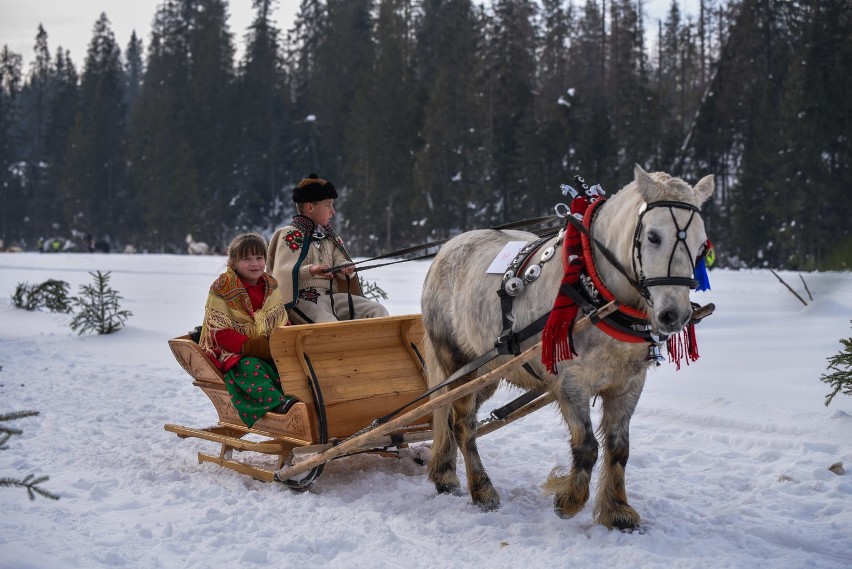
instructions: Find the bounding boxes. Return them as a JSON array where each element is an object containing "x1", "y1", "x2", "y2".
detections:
[
  {"x1": 276, "y1": 342, "x2": 543, "y2": 480},
  {"x1": 476, "y1": 392, "x2": 557, "y2": 438},
  {"x1": 275, "y1": 301, "x2": 615, "y2": 481}
]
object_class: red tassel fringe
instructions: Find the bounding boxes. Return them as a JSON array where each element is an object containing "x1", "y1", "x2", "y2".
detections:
[
  {"x1": 666, "y1": 323, "x2": 699, "y2": 371},
  {"x1": 542, "y1": 319, "x2": 575, "y2": 375}
]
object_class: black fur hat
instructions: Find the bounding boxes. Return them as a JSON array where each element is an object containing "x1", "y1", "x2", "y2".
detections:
[{"x1": 292, "y1": 173, "x2": 337, "y2": 203}]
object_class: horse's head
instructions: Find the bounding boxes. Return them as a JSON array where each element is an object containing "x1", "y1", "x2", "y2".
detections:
[{"x1": 630, "y1": 165, "x2": 714, "y2": 335}]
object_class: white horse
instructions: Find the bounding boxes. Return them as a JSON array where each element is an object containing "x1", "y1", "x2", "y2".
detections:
[
  {"x1": 186, "y1": 234, "x2": 209, "y2": 255},
  {"x1": 420, "y1": 165, "x2": 714, "y2": 530}
]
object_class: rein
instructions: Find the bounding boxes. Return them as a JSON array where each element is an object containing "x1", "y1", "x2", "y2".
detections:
[{"x1": 323, "y1": 215, "x2": 561, "y2": 274}]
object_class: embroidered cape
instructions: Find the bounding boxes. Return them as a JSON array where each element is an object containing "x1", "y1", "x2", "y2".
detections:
[
  {"x1": 199, "y1": 267, "x2": 287, "y2": 368},
  {"x1": 266, "y1": 215, "x2": 363, "y2": 310}
]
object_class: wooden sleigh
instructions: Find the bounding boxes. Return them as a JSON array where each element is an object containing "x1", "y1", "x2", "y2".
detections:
[{"x1": 164, "y1": 308, "x2": 613, "y2": 489}]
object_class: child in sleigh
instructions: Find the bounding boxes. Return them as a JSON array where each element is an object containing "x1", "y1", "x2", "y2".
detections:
[{"x1": 198, "y1": 233, "x2": 294, "y2": 427}]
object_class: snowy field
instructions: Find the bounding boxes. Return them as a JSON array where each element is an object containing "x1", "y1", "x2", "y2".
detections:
[{"x1": 1, "y1": 252, "x2": 851, "y2": 568}]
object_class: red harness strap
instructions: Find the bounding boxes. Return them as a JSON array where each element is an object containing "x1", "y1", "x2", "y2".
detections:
[
  {"x1": 542, "y1": 194, "x2": 699, "y2": 374},
  {"x1": 580, "y1": 199, "x2": 651, "y2": 344}
]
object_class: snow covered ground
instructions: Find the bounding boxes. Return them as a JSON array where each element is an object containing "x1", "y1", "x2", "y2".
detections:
[{"x1": 1, "y1": 252, "x2": 850, "y2": 568}]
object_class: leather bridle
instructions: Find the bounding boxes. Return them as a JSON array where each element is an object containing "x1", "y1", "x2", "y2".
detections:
[{"x1": 631, "y1": 201, "x2": 708, "y2": 297}]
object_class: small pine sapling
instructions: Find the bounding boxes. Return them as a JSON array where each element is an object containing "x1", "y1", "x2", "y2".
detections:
[
  {"x1": 358, "y1": 276, "x2": 388, "y2": 302},
  {"x1": 12, "y1": 280, "x2": 72, "y2": 312},
  {"x1": 69, "y1": 270, "x2": 133, "y2": 335},
  {"x1": 11, "y1": 283, "x2": 30, "y2": 309},
  {"x1": 39, "y1": 279, "x2": 74, "y2": 313},
  {"x1": 821, "y1": 321, "x2": 852, "y2": 406},
  {"x1": 0, "y1": 410, "x2": 59, "y2": 501}
]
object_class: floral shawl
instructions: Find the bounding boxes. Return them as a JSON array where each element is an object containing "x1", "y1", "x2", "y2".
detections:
[{"x1": 198, "y1": 267, "x2": 287, "y2": 368}]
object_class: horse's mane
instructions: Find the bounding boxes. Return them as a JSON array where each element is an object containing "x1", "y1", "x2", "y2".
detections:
[{"x1": 636, "y1": 171, "x2": 703, "y2": 204}]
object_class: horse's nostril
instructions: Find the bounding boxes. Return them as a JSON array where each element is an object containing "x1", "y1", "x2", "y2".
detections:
[{"x1": 659, "y1": 309, "x2": 678, "y2": 328}]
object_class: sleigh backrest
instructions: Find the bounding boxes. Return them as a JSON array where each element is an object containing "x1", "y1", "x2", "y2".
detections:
[
  {"x1": 169, "y1": 335, "x2": 225, "y2": 385},
  {"x1": 270, "y1": 314, "x2": 430, "y2": 441}
]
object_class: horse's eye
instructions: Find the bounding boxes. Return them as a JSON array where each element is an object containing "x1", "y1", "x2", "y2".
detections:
[{"x1": 647, "y1": 231, "x2": 661, "y2": 245}]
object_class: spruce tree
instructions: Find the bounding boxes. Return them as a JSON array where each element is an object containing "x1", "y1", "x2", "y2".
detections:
[
  {"x1": 21, "y1": 25, "x2": 53, "y2": 238},
  {"x1": 69, "y1": 270, "x2": 132, "y2": 335},
  {"x1": 414, "y1": 0, "x2": 487, "y2": 240},
  {"x1": 287, "y1": 0, "x2": 329, "y2": 176},
  {"x1": 535, "y1": 0, "x2": 577, "y2": 205},
  {"x1": 61, "y1": 13, "x2": 127, "y2": 247},
  {"x1": 606, "y1": 0, "x2": 660, "y2": 179},
  {"x1": 821, "y1": 322, "x2": 852, "y2": 406},
  {"x1": 0, "y1": 46, "x2": 24, "y2": 246},
  {"x1": 127, "y1": 0, "x2": 200, "y2": 252},
  {"x1": 234, "y1": 0, "x2": 291, "y2": 231},
  {"x1": 44, "y1": 48, "x2": 78, "y2": 238},
  {"x1": 776, "y1": 0, "x2": 852, "y2": 269},
  {"x1": 343, "y1": 0, "x2": 419, "y2": 252},
  {"x1": 313, "y1": 0, "x2": 375, "y2": 185},
  {"x1": 725, "y1": 0, "x2": 799, "y2": 267},
  {"x1": 565, "y1": 0, "x2": 616, "y2": 186},
  {"x1": 484, "y1": 0, "x2": 538, "y2": 224},
  {"x1": 124, "y1": 31, "x2": 144, "y2": 117},
  {"x1": 183, "y1": 0, "x2": 237, "y2": 245}
]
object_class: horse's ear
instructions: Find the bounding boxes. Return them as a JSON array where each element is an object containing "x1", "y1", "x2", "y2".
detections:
[
  {"x1": 693, "y1": 174, "x2": 715, "y2": 205},
  {"x1": 634, "y1": 164, "x2": 656, "y2": 201}
]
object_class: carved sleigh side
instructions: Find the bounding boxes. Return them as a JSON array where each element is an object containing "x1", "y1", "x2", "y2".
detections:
[{"x1": 165, "y1": 334, "x2": 315, "y2": 481}]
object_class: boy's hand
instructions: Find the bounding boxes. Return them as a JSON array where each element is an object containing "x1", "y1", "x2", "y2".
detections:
[{"x1": 309, "y1": 264, "x2": 333, "y2": 279}]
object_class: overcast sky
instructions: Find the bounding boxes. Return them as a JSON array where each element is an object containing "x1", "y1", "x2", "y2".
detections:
[
  {"x1": 1, "y1": 0, "x2": 300, "y2": 70},
  {"x1": 1, "y1": 0, "x2": 698, "y2": 73}
]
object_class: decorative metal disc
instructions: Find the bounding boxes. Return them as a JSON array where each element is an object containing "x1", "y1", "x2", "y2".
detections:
[
  {"x1": 504, "y1": 277, "x2": 525, "y2": 296},
  {"x1": 524, "y1": 264, "x2": 541, "y2": 282}
]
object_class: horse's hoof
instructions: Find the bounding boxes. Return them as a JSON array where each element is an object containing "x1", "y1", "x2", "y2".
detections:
[
  {"x1": 474, "y1": 495, "x2": 501, "y2": 512},
  {"x1": 471, "y1": 477, "x2": 500, "y2": 511},
  {"x1": 552, "y1": 494, "x2": 584, "y2": 519},
  {"x1": 601, "y1": 506, "x2": 641, "y2": 532},
  {"x1": 612, "y1": 518, "x2": 640, "y2": 532},
  {"x1": 435, "y1": 482, "x2": 462, "y2": 496},
  {"x1": 553, "y1": 505, "x2": 576, "y2": 519}
]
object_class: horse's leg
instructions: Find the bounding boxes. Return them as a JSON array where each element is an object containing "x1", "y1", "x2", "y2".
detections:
[
  {"x1": 594, "y1": 383, "x2": 643, "y2": 531},
  {"x1": 429, "y1": 396, "x2": 461, "y2": 495},
  {"x1": 452, "y1": 384, "x2": 501, "y2": 511},
  {"x1": 544, "y1": 382, "x2": 598, "y2": 519},
  {"x1": 423, "y1": 334, "x2": 463, "y2": 495}
]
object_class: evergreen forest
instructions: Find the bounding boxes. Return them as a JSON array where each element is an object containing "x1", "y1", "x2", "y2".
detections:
[{"x1": 1, "y1": 0, "x2": 850, "y2": 269}]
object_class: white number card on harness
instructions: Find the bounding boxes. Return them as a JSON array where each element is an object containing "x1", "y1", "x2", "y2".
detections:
[{"x1": 485, "y1": 241, "x2": 528, "y2": 274}]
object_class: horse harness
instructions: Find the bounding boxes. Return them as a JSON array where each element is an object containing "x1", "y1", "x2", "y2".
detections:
[
  {"x1": 496, "y1": 229, "x2": 563, "y2": 356},
  {"x1": 632, "y1": 200, "x2": 708, "y2": 293},
  {"x1": 499, "y1": 192, "x2": 711, "y2": 365},
  {"x1": 360, "y1": 187, "x2": 712, "y2": 433}
]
